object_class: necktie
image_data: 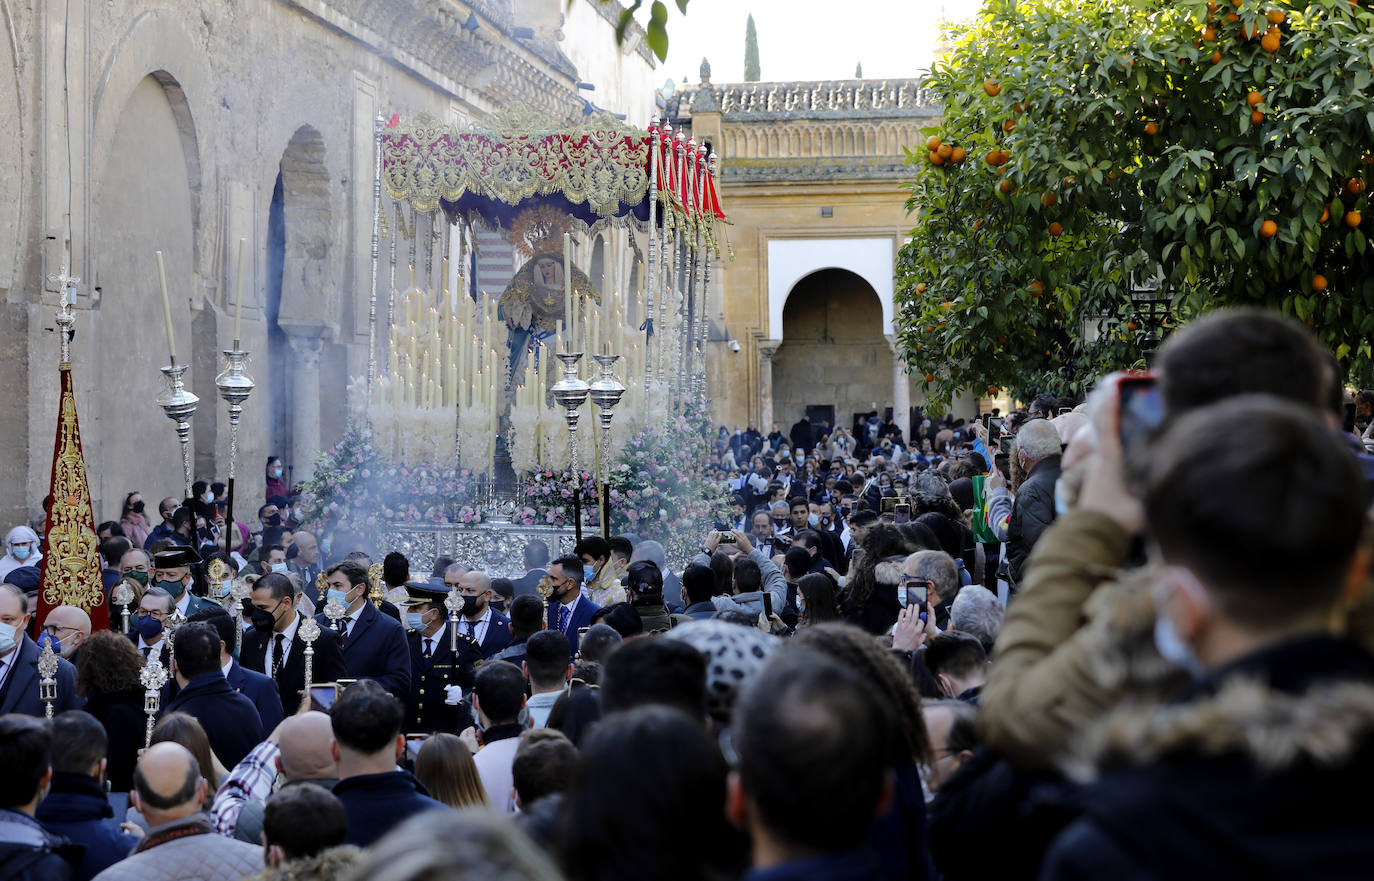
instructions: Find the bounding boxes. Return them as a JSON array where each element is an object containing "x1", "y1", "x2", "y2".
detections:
[
  {"x1": 141, "y1": 646, "x2": 151, "y2": 661},
  {"x1": 272, "y1": 634, "x2": 285, "y2": 682},
  {"x1": 423, "y1": 638, "x2": 432, "y2": 659},
  {"x1": 464, "y1": 620, "x2": 476, "y2": 638},
  {"x1": 557, "y1": 604, "x2": 568, "y2": 633},
  {"x1": 338, "y1": 619, "x2": 349, "y2": 647}
]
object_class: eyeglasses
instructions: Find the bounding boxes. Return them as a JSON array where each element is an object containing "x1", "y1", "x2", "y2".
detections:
[{"x1": 41, "y1": 624, "x2": 81, "y2": 636}]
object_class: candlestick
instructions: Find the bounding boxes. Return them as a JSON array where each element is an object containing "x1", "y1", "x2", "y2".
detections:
[
  {"x1": 563, "y1": 233, "x2": 574, "y2": 344},
  {"x1": 38, "y1": 643, "x2": 58, "y2": 718},
  {"x1": 156, "y1": 251, "x2": 177, "y2": 364},
  {"x1": 140, "y1": 658, "x2": 168, "y2": 748},
  {"x1": 234, "y1": 238, "x2": 246, "y2": 344},
  {"x1": 158, "y1": 363, "x2": 200, "y2": 498}
]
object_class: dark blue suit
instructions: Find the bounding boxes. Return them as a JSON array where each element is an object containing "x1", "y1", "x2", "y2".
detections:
[
  {"x1": 332, "y1": 771, "x2": 446, "y2": 847},
  {"x1": 0, "y1": 635, "x2": 80, "y2": 719},
  {"x1": 512, "y1": 568, "x2": 547, "y2": 597},
  {"x1": 552, "y1": 596, "x2": 601, "y2": 658},
  {"x1": 461, "y1": 610, "x2": 513, "y2": 659},
  {"x1": 225, "y1": 661, "x2": 284, "y2": 733},
  {"x1": 315, "y1": 600, "x2": 411, "y2": 700},
  {"x1": 161, "y1": 671, "x2": 264, "y2": 768}
]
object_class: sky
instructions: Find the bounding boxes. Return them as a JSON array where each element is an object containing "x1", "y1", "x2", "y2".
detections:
[{"x1": 643, "y1": 0, "x2": 985, "y2": 87}]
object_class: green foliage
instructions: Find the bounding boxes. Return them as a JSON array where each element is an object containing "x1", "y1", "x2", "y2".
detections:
[
  {"x1": 895, "y1": 0, "x2": 1374, "y2": 406},
  {"x1": 744, "y1": 14, "x2": 761, "y2": 82},
  {"x1": 603, "y1": 0, "x2": 688, "y2": 62}
]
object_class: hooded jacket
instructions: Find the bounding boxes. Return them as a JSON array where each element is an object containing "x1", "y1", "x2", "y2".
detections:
[
  {"x1": 243, "y1": 846, "x2": 360, "y2": 881},
  {"x1": 1043, "y1": 635, "x2": 1374, "y2": 880}
]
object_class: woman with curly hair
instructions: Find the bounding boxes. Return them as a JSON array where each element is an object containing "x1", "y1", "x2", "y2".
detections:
[
  {"x1": 840, "y1": 524, "x2": 932, "y2": 635},
  {"x1": 793, "y1": 623, "x2": 935, "y2": 880},
  {"x1": 75, "y1": 630, "x2": 147, "y2": 791}
]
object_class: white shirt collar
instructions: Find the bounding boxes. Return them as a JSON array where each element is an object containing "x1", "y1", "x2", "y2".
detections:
[
  {"x1": 221, "y1": 658, "x2": 233, "y2": 677},
  {"x1": 424, "y1": 620, "x2": 447, "y2": 647},
  {"x1": 346, "y1": 601, "x2": 365, "y2": 623},
  {"x1": 175, "y1": 591, "x2": 190, "y2": 616},
  {"x1": 279, "y1": 611, "x2": 301, "y2": 643},
  {"x1": 137, "y1": 635, "x2": 163, "y2": 651},
  {"x1": 561, "y1": 595, "x2": 579, "y2": 613}
]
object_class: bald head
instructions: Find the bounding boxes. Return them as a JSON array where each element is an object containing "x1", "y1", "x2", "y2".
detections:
[
  {"x1": 294, "y1": 531, "x2": 319, "y2": 565},
  {"x1": 276, "y1": 712, "x2": 337, "y2": 781},
  {"x1": 43, "y1": 606, "x2": 91, "y2": 659},
  {"x1": 132, "y1": 742, "x2": 204, "y2": 825}
]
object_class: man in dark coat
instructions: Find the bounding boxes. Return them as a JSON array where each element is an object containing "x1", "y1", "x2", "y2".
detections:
[
  {"x1": 453, "y1": 569, "x2": 513, "y2": 659},
  {"x1": 162, "y1": 622, "x2": 264, "y2": 769},
  {"x1": 512, "y1": 540, "x2": 550, "y2": 598},
  {"x1": 1003, "y1": 418, "x2": 1062, "y2": 590},
  {"x1": 546, "y1": 556, "x2": 601, "y2": 659},
  {"x1": 329, "y1": 682, "x2": 445, "y2": 847},
  {"x1": 0, "y1": 584, "x2": 80, "y2": 719},
  {"x1": 1041, "y1": 397, "x2": 1374, "y2": 880},
  {"x1": 188, "y1": 609, "x2": 285, "y2": 734},
  {"x1": 789, "y1": 416, "x2": 814, "y2": 453},
  {"x1": 0, "y1": 715, "x2": 81, "y2": 881},
  {"x1": 35, "y1": 712, "x2": 138, "y2": 881},
  {"x1": 316, "y1": 562, "x2": 411, "y2": 700},
  {"x1": 241, "y1": 573, "x2": 348, "y2": 714},
  {"x1": 397, "y1": 583, "x2": 480, "y2": 734}
]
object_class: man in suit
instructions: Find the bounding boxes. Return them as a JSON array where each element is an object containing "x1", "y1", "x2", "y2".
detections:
[
  {"x1": 288, "y1": 531, "x2": 324, "y2": 605},
  {"x1": 316, "y1": 561, "x2": 411, "y2": 700},
  {"x1": 512, "y1": 540, "x2": 550, "y2": 598},
  {"x1": 0, "y1": 583, "x2": 80, "y2": 718},
  {"x1": 150, "y1": 546, "x2": 218, "y2": 619},
  {"x1": 451, "y1": 567, "x2": 512, "y2": 659},
  {"x1": 547, "y1": 555, "x2": 601, "y2": 659},
  {"x1": 188, "y1": 608, "x2": 285, "y2": 733},
  {"x1": 129, "y1": 587, "x2": 174, "y2": 671},
  {"x1": 241, "y1": 573, "x2": 348, "y2": 712},
  {"x1": 162, "y1": 621, "x2": 264, "y2": 768},
  {"x1": 396, "y1": 583, "x2": 481, "y2": 734}
]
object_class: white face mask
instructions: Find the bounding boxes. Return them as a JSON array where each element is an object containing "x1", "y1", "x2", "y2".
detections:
[
  {"x1": 0, "y1": 620, "x2": 20, "y2": 655},
  {"x1": 203, "y1": 492, "x2": 215, "y2": 504},
  {"x1": 270, "y1": 562, "x2": 289, "y2": 574}
]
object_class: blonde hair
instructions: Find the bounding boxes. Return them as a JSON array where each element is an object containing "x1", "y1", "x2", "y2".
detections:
[{"x1": 414, "y1": 733, "x2": 490, "y2": 809}]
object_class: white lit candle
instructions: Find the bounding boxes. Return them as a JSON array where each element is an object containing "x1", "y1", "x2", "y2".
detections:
[
  {"x1": 155, "y1": 251, "x2": 177, "y2": 365},
  {"x1": 233, "y1": 238, "x2": 246, "y2": 344}
]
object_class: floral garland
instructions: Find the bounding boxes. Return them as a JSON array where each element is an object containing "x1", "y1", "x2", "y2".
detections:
[
  {"x1": 516, "y1": 469, "x2": 602, "y2": 529},
  {"x1": 300, "y1": 424, "x2": 485, "y2": 532}
]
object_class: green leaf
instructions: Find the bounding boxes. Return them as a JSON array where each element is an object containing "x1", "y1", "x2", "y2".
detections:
[{"x1": 646, "y1": 1, "x2": 669, "y2": 61}]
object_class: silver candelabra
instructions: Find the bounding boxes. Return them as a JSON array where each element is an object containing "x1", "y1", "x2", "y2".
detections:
[{"x1": 157, "y1": 364, "x2": 199, "y2": 499}]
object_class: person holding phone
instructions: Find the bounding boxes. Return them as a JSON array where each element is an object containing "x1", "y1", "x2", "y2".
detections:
[{"x1": 1001, "y1": 418, "x2": 1064, "y2": 592}]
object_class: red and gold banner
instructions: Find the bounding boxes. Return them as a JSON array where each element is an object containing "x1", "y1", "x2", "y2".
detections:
[{"x1": 36, "y1": 363, "x2": 108, "y2": 630}]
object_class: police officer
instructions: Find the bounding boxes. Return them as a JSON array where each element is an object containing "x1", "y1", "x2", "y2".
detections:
[{"x1": 399, "y1": 583, "x2": 481, "y2": 734}]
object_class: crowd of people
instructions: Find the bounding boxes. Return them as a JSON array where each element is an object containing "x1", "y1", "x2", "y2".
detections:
[{"x1": 2, "y1": 307, "x2": 1374, "y2": 880}]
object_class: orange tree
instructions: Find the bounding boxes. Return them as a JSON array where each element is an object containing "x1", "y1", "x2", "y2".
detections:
[{"x1": 895, "y1": 0, "x2": 1374, "y2": 406}]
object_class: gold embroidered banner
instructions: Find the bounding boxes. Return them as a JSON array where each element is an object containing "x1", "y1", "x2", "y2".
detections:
[{"x1": 37, "y1": 363, "x2": 108, "y2": 630}]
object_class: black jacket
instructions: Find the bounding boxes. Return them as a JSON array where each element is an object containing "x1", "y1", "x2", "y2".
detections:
[
  {"x1": 314, "y1": 601, "x2": 412, "y2": 700},
  {"x1": 333, "y1": 772, "x2": 445, "y2": 848},
  {"x1": 0, "y1": 809, "x2": 80, "y2": 881},
  {"x1": 240, "y1": 612, "x2": 349, "y2": 714},
  {"x1": 225, "y1": 661, "x2": 285, "y2": 733},
  {"x1": 35, "y1": 773, "x2": 138, "y2": 881},
  {"x1": 161, "y1": 671, "x2": 264, "y2": 768},
  {"x1": 512, "y1": 568, "x2": 547, "y2": 598},
  {"x1": 1005, "y1": 455, "x2": 1061, "y2": 587},
  {"x1": 0, "y1": 636, "x2": 81, "y2": 719},
  {"x1": 404, "y1": 627, "x2": 481, "y2": 734},
  {"x1": 80, "y1": 690, "x2": 144, "y2": 793},
  {"x1": 1042, "y1": 635, "x2": 1374, "y2": 880}
]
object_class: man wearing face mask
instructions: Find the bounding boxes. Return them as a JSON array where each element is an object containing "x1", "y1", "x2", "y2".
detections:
[
  {"x1": 129, "y1": 588, "x2": 175, "y2": 669},
  {"x1": 573, "y1": 537, "x2": 624, "y2": 608},
  {"x1": 0, "y1": 583, "x2": 80, "y2": 719},
  {"x1": 142, "y1": 498, "x2": 180, "y2": 549},
  {"x1": 242, "y1": 544, "x2": 286, "y2": 579},
  {"x1": 454, "y1": 568, "x2": 512, "y2": 659},
  {"x1": 38, "y1": 607, "x2": 90, "y2": 666},
  {"x1": 242, "y1": 573, "x2": 347, "y2": 710},
  {"x1": 315, "y1": 562, "x2": 410, "y2": 700},
  {"x1": 0, "y1": 526, "x2": 42, "y2": 581},
  {"x1": 150, "y1": 547, "x2": 217, "y2": 619},
  {"x1": 546, "y1": 556, "x2": 601, "y2": 660},
  {"x1": 398, "y1": 583, "x2": 480, "y2": 734}
]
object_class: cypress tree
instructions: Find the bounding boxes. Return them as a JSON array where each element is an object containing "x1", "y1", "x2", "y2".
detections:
[{"x1": 743, "y1": 15, "x2": 760, "y2": 82}]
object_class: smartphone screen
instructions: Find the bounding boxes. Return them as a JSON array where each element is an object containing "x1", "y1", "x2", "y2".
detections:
[
  {"x1": 404, "y1": 735, "x2": 427, "y2": 763},
  {"x1": 902, "y1": 580, "x2": 928, "y2": 612},
  {"x1": 762, "y1": 593, "x2": 773, "y2": 618},
  {"x1": 988, "y1": 417, "x2": 1003, "y2": 448},
  {"x1": 1118, "y1": 373, "x2": 1164, "y2": 455},
  {"x1": 310, "y1": 684, "x2": 337, "y2": 711},
  {"x1": 894, "y1": 503, "x2": 911, "y2": 525}
]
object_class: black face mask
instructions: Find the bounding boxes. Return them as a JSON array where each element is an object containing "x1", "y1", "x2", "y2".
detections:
[
  {"x1": 246, "y1": 600, "x2": 280, "y2": 634},
  {"x1": 462, "y1": 594, "x2": 482, "y2": 615},
  {"x1": 131, "y1": 501, "x2": 145, "y2": 514},
  {"x1": 264, "y1": 514, "x2": 283, "y2": 528}
]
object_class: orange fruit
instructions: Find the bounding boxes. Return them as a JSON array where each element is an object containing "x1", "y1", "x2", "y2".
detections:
[
  {"x1": 984, "y1": 80, "x2": 1001, "y2": 97},
  {"x1": 985, "y1": 150, "x2": 1000, "y2": 166},
  {"x1": 937, "y1": 143, "x2": 953, "y2": 159},
  {"x1": 926, "y1": 135, "x2": 942, "y2": 151},
  {"x1": 950, "y1": 146, "x2": 966, "y2": 163},
  {"x1": 1241, "y1": 20, "x2": 1261, "y2": 39},
  {"x1": 1127, "y1": 321, "x2": 1139, "y2": 331},
  {"x1": 1049, "y1": 221, "x2": 1064, "y2": 236},
  {"x1": 973, "y1": 219, "x2": 983, "y2": 230},
  {"x1": 1144, "y1": 121, "x2": 1159, "y2": 135},
  {"x1": 1041, "y1": 192, "x2": 1057, "y2": 207},
  {"x1": 1260, "y1": 219, "x2": 1278, "y2": 237},
  {"x1": 987, "y1": 385, "x2": 999, "y2": 395},
  {"x1": 1347, "y1": 210, "x2": 1363, "y2": 228},
  {"x1": 916, "y1": 283, "x2": 927, "y2": 294},
  {"x1": 1027, "y1": 280, "x2": 1045, "y2": 296},
  {"x1": 1002, "y1": 117, "x2": 1017, "y2": 133},
  {"x1": 1012, "y1": 102, "x2": 1025, "y2": 113},
  {"x1": 1266, "y1": 8, "x2": 1285, "y2": 23},
  {"x1": 1231, "y1": 0, "x2": 1242, "y2": 6},
  {"x1": 925, "y1": 373, "x2": 936, "y2": 383},
  {"x1": 1211, "y1": 50, "x2": 1224, "y2": 64},
  {"x1": 1225, "y1": 11, "x2": 1239, "y2": 21},
  {"x1": 1260, "y1": 28, "x2": 1281, "y2": 51},
  {"x1": 998, "y1": 179, "x2": 1013, "y2": 194},
  {"x1": 1319, "y1": 204, "x2": 1331, "y2": 223},
  {"x1": 1348, "y1": 178, "x2": 1367, "y2": 196},
  {"x1": 929, "y1": 151, "x2": 944, "y2": 166},
  {"x1": 1201, "y1": 25, "x2": 1218, "y2": 40},
  {"x1": 1247, "y1": 90, "x2": 1264, "y2": 107},
  {"x1": 1251, "y1": 109, "x2": 1265, "y2": 124},
  {"x1": 1312, "y1": 273, "x2": 1328, "y2": 291}
]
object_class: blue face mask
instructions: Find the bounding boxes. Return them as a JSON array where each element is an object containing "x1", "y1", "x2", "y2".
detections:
[
  {"x1": 807, "y1": 513, "x2": 820, "y2": 527},
  {"x1": 137, "y1": 614, "x2": 164, "y2": 643},
  {"x1": 0, "y1": 621, "x2": 18, "y2": 656},
  {"x1": 156, "y1": 578, "x2": 185, "y2": 599},
  {"x1": 405, "y1": 611, "x2": 427, "y2": 631},
  {"x1": 326, "y1": 588, "x2": 350, "y2": 607},
  {"x1": 214, "y1": 580, "x2": 233, "y2": 599},
  {"x1": 270, "y1": 562, "x2": 289, "y2": 575},
  {"x1": 10, "y1": 545, "x2": 30, "y2": 561},
  {"x1": 583, "y1": 564, "x2": 596, "y2": 583}
]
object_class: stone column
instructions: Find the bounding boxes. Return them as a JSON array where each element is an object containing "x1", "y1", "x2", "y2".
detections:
[
  {"x1": 886, "y1": 335, "x2": 910, "y2": 442},
  {"x1": 758, "y1": 340, "x2": 779, "y2": 432},
  {"x1": 286, "y1": 333, "x2": 324, "y2": 483}
]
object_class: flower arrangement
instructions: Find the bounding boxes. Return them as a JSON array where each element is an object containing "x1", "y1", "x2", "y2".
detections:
[
  {"x1": 518, "y1": 469, "x2": 602, "y2": 528},
  {"x1": 300, "y1": 424, "x2": 486, "y2": 532}
]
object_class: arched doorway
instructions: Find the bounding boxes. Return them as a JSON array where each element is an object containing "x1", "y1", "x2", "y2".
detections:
[
  {"x1": 771, "y1": 268, "x2": 888, "y2": 442},
  {"x1": 266, "y1": 125, "x2": 333, "y2": 483},
  {"x1": 91, "y1": 72, "x2": 200, "y2": 510}
]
